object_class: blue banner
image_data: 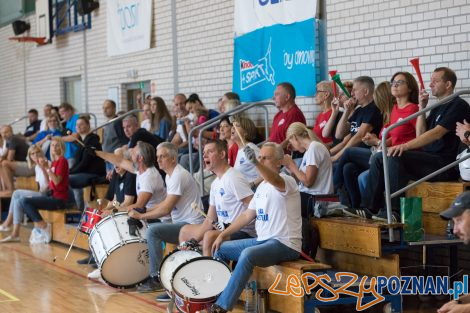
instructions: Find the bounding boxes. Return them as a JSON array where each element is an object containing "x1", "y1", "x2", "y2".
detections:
[{"x1": 233, "y1": 18, "x2": 316, "y2": 102}]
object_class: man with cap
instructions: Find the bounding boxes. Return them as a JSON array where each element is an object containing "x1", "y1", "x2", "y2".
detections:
[{"x1": 438, "y1": 191, "x2": 470, "y2": 312}]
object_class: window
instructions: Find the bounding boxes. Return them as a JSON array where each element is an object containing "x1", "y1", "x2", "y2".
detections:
[{"x1": 62, "y1": 76, "x2": 82, "y2": 113}]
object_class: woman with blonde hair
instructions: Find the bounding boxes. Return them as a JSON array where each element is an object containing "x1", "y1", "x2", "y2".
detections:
[
  {"x1": 22, "y1": 137, "x2": 70, "y2": 244},
  {"x1": 312, "y1": 81, "x2": 335, "y2": 146},
  {"x1": 0, "y1": 145, "x2": 50, "y2": 242},
  {"x1": 283, "y1": 122, "x2": 333, "y2": 195}
]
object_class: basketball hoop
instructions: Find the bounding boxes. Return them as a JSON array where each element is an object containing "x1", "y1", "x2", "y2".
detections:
[{"x1": 9, "y1": 36, "x2": 48, "y2": 45}]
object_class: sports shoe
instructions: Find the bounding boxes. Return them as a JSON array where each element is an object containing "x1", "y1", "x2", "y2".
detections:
[
  {"x1": 87, "y1": 268, "x2": 101, "y2": 279},
  {"x1": 372, "y1": 209, "x2": 400, "y2": 223},
  {"x1": 0, "y1": 225, "x2": 11, "y2": 232},
  {"x1": 137, "y1": 276, "x2": 164, "y2": 293},
  {"x1": 209, "y1": 304, "x2": 227, "y2": 313},
  {"x1": 77, "y1": 254, "x2": 96, "y2": 265},
  {"x1": 29, "y1": 228, "x2": 45, "y2": 245},
  {"x1": 342, "y1": 208, "x2": 373, "y2": 219},
  {"x1": 39, "y1": 224, "x2": 52, "y2": 243},
  {"x1": 0, "y1": 235, "x2": 20, "y2": 243},
  {"x1": 155, "y1": 292, "x2": 171, "y2": 302}
]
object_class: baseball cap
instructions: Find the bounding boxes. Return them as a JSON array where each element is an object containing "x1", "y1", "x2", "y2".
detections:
[{"x1": 440, "y1": 191, "x2": 470, "y2": 220}]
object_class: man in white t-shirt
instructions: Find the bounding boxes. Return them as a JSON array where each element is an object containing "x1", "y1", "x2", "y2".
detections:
[
  {"x1": 179, "y1": 140, "x2": 255, "y2": 256},
  {"x1": 97, "y1": 141, "x2": 166, "y2": 213},
  {"x1": 208, "y1": 142, "x2": 302, "y2": 313},
  {"x1": 128, "y1": 142, "x2": 204, "y2": 294}
]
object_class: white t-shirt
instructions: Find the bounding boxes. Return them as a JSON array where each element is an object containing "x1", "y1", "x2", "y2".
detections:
[
  {"x1": 298, "y1": 141, "x2": 333, "y2": 195},
  {"x1": 136, "y1": 166, "x2": 166, "y2": 209},
  {"x1": 39, "y1": 119, "x2": 47, "y2": 132},
  {"x1": 35, "y1": 164, "x2": 49, "y2": 192},
  {"x1": 234, "y1": 143, "x2": 259, "y2": 183},
  {"x1": 141, "y1": 119, "x2": 151, "y2": 131},
  {"x1": 248, "y1": 173, "x2": 302, "y2": 252},
  {"x1": 166, "y1": 164, "x2": 204, "y2": 224},
  {"x1": 210, "y1": 167, "x2": 255, "y2": 236}
]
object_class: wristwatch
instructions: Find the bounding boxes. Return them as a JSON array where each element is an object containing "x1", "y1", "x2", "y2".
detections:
[{"x1": 465, "y1": 131, "x2": 470, "y2": 141}]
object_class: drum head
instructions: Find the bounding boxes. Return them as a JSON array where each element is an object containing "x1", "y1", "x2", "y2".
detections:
[
  {"x1": 172, "y1": 257, "x2": 231, "y2": 299},
  {"x1": 101, "y1": 241, "x2": 149, "y2": 288},
  {"x1": 159, "y1": 249, "x2": 201, "y2": 292}
]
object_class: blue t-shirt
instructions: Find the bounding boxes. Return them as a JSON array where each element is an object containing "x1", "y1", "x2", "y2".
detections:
[{"x1": 65, "y1": 114, "x2": 79, "y2": 159}]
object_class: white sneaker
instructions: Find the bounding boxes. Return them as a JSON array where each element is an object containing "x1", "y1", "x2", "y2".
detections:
[
  {"x1": 39, "y1": 224, "x2": 52, "y2": 243},
  {"x1": 87, "y1": 268, "x2": 101, "y2": 279},
  {"x1": 0, "y1": 235, "x2": 20, "y2": 243},
  {"x1": 0, "y1": 225, "x2": 11, "y2": 232},
  {"x1": 29, "y1": 228, "x2": 45, "y2": 245}
]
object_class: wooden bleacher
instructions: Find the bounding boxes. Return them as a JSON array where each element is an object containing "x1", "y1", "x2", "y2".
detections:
[{"x1": 406, "y1": 181, "x2": 470, "y2": 236}]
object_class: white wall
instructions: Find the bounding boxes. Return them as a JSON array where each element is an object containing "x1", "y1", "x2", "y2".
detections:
[
  {"x1": 1, "y1": 0, "x2": 469, "y2": 133},
  {"x1": 327, "y1": 0, "x2": 470, "y2": 94}
]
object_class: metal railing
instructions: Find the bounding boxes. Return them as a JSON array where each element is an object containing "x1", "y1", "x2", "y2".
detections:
[
  {"x1": 382, "y1": 90, "x2": 470, "y2": 242},
  {"x1": 188, "y1": 101, "x2": 275, "y2": 193},
  {"x1": 90, "y1": 109, "x2": 142, "y2": 133}
]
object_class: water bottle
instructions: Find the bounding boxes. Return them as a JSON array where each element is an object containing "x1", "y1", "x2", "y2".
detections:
[
  {"x1": 446, "y1": 220, "x2": 455, "y2": 239},
  {"x1": 244, "y1": 280, "x2": 257, "y2": 313},
  {"x1": 257, "y1": 289, "x2": 268, "y2": 313}
]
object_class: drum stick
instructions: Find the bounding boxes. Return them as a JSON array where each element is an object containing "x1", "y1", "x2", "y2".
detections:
[
  {"x1": 66, "y1": 130, "x2": 86, "y2": 148},
  {"x1": 229, "y1": 116, "x2": 247, "y2": 147},
  {"x1": 64, "y1": 205, "x2": 92, "y2": 261},
  {"x1": 191, "y1": 202, "x2": 224, "y2": 231}
]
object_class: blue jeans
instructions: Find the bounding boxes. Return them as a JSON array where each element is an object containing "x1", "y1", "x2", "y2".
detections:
[
  {"x1": 358, "y1": 170, "x2": 369, "y2": 199},
  {"x1": 23, "y1": 196, "x2": 67, "y2": 222},
  {"x1": 69, "y1": 173, "x2": 101, "y2": 211},
  {"x1": 9, "y1": 190, "x2": 45, "y2": 224},
  {"x1": 363, "y1": 151, "x2": 459, "y2": 212},
  {"x1": 214, "y1": 238, "x2": 300, "y2": 311},
  {"x1": 146, "y1": 222, "x2": 187, "y2": 277},
  {"x1": 333, "y1": 147, "x2": 371, "y2": 208}
]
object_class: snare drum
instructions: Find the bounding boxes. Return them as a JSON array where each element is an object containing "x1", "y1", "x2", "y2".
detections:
[
  {"x1": 80, "y1": 207, "x2": 102, "y2": 235},
  {"x1": 172, "y1": 257, "x2": 231, "y2": 313},
  {"x1": 89, "y1": 212, "x2": 149, "y2": 288},
  {"x1": 159, "y1": 248, "x2": 202, "y2": 295}
]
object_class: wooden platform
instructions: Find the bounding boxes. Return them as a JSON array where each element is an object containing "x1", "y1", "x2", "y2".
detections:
[
  {"x1": 250, "y1": 259, "x2": 331, "y2": 313},
  {"x1": 313, "y1": 217, "x2": 402, "y2": 258},
  {"x1": 39, "y1": 209, "x2": 89, "y2": 250},
  {"x1": 406, "y1": 181, "x2": 470, "y2": 236}
]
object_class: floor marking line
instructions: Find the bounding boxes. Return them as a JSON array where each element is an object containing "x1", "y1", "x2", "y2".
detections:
[
  {"x1": 0, "y1": 289, "x2": 20, "y2": 302},
  {"x1": 4, "y1": 245, "x2": 167, "y2": 310}
]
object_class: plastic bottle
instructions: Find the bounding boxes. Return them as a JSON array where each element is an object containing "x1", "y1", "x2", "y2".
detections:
[
  {"x1": 446, "y1": 220, "x2": 455, "y2": 239},
  {"x1": 244, "y1": 280, "x2": 257, "y2": 313}
]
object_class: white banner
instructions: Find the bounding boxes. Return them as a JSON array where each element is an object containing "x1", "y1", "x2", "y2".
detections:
[
  {"x1": 107, "y1": 0, "x2": 153, "y2": 56},
  {"x1": 234, "y1": 0, "x2": 317, "y2": 36}
]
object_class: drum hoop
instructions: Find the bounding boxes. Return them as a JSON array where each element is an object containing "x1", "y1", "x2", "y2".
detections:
[
  {"x1": 171, "y1": 256, "x2": 231, "y2": 297},
  {"x1": 173, "y1": 288, "x2": 217, "y2": 303},
  {"x1": 158, "y1": 248, "x2": 201, "y2": 290}
]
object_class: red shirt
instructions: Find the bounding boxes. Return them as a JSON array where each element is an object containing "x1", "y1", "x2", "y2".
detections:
[
  {"x1": 269, "y1": 104, "x2": 306, "y2": 144},
  {"x1": 381, "y1": 103, "x2": 419, "y2": 146},
  {"x1": 49, "y1": 156, "x2": 69, "y2": 201},
  {"x1": 228, "y1": 142, "x2": 239, "y2": 167},
  {"x1": 313, "y1": 110, "x2": 333, "y2": 144}
]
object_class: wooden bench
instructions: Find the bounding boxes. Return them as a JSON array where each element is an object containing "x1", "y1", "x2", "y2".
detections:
[
  {"x1": 83, "y1": 184, "x2": 109, "y2": 208},
  {"x1": 15, "y1": 176, "x2": 39, "y2": 191},
  {"x1": 39, "y1": 209, "x2": 89, "y2": 250},
  {"x1": 406, "y1": 181, "x2": 470, "y2": 235},
  {"x1": 249, "y1": 259, "x2": 331, "y2": 313}
]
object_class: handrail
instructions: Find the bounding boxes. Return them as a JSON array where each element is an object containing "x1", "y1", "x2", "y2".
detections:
[
  {"x1": 382, "y1": 90, "x2": 470, "y2": 242},
  {"x1": 188, "y1": 101, "x2": 274, "y2": 193},
  {"x1": 90, "y1": 109, "x2": 143, "y2": 133},
  {"x1": 9, "y1": 115, "x2": 27, "y2": 126}
]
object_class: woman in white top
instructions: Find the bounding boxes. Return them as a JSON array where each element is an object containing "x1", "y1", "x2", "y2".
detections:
[
  {"x1": 231, "y1": 117, "x2": 260, "y2": 187},
  {"x1": 283, "y1": 122, "x2": 333, "y2": 196},
  {"x1": 0, "y1": 145, "x2": 49, "y2": 242}
]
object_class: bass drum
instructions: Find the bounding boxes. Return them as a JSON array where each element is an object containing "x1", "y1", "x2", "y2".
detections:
[{"x1": 89, "y1": 212, "x2": 149, "y2": 288}]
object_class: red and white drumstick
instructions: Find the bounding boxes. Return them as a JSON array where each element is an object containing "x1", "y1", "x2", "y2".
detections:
[{"x1": 191, "y1": 202, "x2": 224, "y2": 231}]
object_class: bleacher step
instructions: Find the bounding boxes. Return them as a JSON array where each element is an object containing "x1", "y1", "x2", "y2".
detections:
[{"x1": 313, "y1": 217, "x2": 402, "y2": 258}]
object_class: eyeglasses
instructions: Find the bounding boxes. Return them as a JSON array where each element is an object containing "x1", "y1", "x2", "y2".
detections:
[
  {"x1": 391, "y1": 80, "x2": 407, "y2": 87},
  {"x1": 157, "y1": 154, "x2": 169, "y2": 160},
  {"x1": 316, "y1": 90, "x2": 328, "y2": 94},
  {"x1": 257, "y1": 155, "x2": 274, "y2": 161}
]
